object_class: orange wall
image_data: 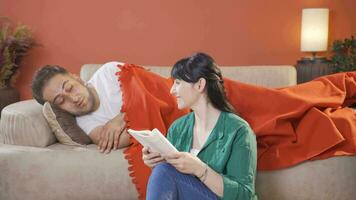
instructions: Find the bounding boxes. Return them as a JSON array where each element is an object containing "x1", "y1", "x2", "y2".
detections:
[{"x1": 1, "y1": 0, "x2": 355, "y2": 100}]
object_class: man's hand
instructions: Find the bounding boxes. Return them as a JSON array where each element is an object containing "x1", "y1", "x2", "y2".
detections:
[
  {"x1": 98, "y1": 113, "x2": 126, "y2": 154},
  {"x1": 164, "y1": 152, "x2": 206, "y2": 177}
]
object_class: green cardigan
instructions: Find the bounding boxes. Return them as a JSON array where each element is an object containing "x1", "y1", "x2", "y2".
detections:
[{"x1": 167, "y1": 111, "x2": 258, "y2": 200}]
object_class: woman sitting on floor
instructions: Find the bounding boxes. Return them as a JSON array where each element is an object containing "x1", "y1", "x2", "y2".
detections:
[{"x1": 142, "y1": 52, "x2": 258, "y2": 200}]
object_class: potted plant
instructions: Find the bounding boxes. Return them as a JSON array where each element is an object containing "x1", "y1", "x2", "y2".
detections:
[
  {"x1": 330, "y1": 35, "x2": 356, "y2": 72},
  {"x1": 0, "y1": 18, "x2": 35, "y2": 117}
]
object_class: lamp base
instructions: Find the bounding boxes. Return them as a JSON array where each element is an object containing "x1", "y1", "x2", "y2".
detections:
[
  {"x1": 299, "y1": 52, "x2": 328, "y2": 63},
  {"x1": 299, "y1": 56, "x2": 328, "y2": 63}
]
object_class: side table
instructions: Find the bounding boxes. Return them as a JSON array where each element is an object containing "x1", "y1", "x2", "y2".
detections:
[
  {"x1": 0, "y1": 87, "x2": 20, "y2": 118},
  {"x1": 295, "y1": 59, "x2": 335, "y2": 84}
]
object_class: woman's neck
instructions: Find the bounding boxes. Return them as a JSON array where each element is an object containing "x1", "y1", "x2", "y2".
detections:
[
  {"x1": 191, "y1": 95, "x2": 221, "y2": 150},
  {"x1": 192, "y1": 98, "x2": 221, "y2": 131}
]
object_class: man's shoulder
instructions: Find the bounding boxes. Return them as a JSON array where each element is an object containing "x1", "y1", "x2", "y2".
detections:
[
  {"x1": 96, "y1": 61, "x2": 125, "y2": 75},
  {"x1": 102, "y1": 61, "x2": 125, "y2": 69},
  {"x1": 88, "y1": 61, "x2": 125, "y2": 83}
]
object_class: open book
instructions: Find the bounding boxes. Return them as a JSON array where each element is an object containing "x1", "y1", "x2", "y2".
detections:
[{"x1": 127, "y1": 128, "x2": 178, "y2": 155}]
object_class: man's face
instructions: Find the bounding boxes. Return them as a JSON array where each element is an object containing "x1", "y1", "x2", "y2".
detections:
[{"x1": 42, "y1": 74, "x2": 96, "y2": 116}]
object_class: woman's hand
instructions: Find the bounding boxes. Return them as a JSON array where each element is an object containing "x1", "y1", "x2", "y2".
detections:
[
  {"x1": 164, "y1": 152, "x2": 206, "y2": 177},
  {"x1": 142, "y1": 146, "x2": 165, "y2": 168}
]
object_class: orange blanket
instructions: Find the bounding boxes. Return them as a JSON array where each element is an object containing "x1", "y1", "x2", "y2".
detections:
[{"x1": 117, "y1": 64, "x2": 356, "y2": 199}]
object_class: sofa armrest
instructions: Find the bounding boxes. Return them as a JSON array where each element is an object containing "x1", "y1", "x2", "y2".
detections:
[{"x1": 0, "y1": 99, "x2": 56, "y2": 147}]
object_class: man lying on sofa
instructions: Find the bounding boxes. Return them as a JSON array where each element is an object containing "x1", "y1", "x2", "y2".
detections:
[{"x1": 32, "y1": 61, "x2": 130, "y2": 154}]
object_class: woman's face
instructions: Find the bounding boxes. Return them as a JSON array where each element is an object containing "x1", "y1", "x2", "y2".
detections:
[{"x1": 170, "y1": 79, "x2": 201, "y2": 109}]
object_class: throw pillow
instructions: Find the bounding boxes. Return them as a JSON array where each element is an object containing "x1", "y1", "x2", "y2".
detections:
[
  {"x1": 0, "y1": 99, "x2": 57, "y2": 147},
  {"x1": 42, "y1": 102, "x2": 92, "y2": 146}
]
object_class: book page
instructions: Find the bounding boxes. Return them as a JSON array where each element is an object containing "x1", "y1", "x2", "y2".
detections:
[
  {"x1": 127, "y1": 128, "x2": 178, "y2": 155},
  {"x1": 150, "y1": 129, "x2": 178, "y2": 154}
]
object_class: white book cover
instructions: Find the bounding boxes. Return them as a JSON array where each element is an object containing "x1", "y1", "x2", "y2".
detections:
[{"x1": 127, "y1": 128, "x2": 178, "y2": 155}]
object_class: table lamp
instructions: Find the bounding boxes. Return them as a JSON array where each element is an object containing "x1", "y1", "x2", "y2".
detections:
[{"x1": 300, "y1": 8, "x2": 329, "y2": 61}]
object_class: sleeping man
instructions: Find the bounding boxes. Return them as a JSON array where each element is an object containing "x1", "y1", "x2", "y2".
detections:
[{"x1": 32, "y1": 61, "x2": 130, "y2": 154}]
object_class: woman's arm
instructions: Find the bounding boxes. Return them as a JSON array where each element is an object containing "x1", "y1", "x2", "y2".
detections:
[
  {"x1": 218, "y1": 126, "x2": 257, "y2": 200},
  {"x1": 198, "y1": 128, "x2": 257, "y2": 199},
  {"x1": 164, "y1": 152, "x2": 224, "y2": 197},
  {"x1": 197, "y1": 164, "x2": 224, "y2": 197},
  {"x1": 198, "y1": 143, "x2": 257, "y2": 199}
]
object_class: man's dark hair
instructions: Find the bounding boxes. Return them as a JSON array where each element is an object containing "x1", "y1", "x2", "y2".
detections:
[{"x1": 32, "y1": 65, "x2": 68, "y2": 105}]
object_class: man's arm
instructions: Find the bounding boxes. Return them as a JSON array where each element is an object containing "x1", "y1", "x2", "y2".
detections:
[
  {"x1": 88, "y1": 126, "x2": 103, "y2": 145},
  {"x1": 88, "y1": 113, "x2": 132, "y2": 153}
]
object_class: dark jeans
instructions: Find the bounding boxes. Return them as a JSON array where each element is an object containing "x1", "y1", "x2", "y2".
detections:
[{"x1": 146, "y1": 163, "x2": 219, "y2": 200}]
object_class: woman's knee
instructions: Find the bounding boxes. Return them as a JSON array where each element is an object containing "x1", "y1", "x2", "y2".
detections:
[
  {"x1": 151, "y1": 162, "x2": 177, "y2": 178},
  {"x1": 147, "y1": 163, "x2": 178, "y2": 199}
]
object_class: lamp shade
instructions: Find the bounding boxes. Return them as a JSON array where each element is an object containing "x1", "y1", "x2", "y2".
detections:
[{"x1": 300, "y1": 8, "x2": 329, "y2": 52}]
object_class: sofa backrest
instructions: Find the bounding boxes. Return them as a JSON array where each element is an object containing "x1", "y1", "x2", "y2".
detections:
[{"x1": 81, "y1": 64, "x2": 297, "y2": 88}]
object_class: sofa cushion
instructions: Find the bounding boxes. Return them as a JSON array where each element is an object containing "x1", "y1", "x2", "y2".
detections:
[
  {"x1": 42, "y1": 102, "x2": 92, "y2": 146},
  {"x1": 0, "y1": 99, "x2": 56, "y2": 147},
  {"x1": 80, "y1": 64, "x2": 297, "y2": 88}
]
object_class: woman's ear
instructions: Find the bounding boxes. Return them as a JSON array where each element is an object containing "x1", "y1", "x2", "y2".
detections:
[{"x1": 196, "y1": 78, "x2": 206, "y2": 92}]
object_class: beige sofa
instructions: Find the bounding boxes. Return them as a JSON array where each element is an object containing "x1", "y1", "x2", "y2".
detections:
[{"x1": 0, "y1": 64, "x2": 355, "y2": 200}]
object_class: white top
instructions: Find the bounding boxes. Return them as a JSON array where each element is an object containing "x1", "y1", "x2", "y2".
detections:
[
  {"x1": 190, "y1": 148, "x2": 200, "y2": 156},
  {"x1": 76, "y1": 61, "x2": 124, "y2": 135}
]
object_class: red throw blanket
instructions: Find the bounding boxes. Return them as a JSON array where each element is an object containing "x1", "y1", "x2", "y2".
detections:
[{"x1": 117, "y1": 64, "x2": 356, "y2": 200}]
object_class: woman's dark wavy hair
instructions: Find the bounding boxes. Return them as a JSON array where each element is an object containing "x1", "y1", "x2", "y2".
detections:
[{"x1": 171, "y1": 52, "x2": 235, "y2": 113}]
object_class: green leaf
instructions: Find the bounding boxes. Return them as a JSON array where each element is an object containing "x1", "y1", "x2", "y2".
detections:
[
  {"x1": 0, "y1": 20, "x2": 35, "y2": 87},
  {"x1": 330, "y1": 35, "x2": 356, "y2": 72}
]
